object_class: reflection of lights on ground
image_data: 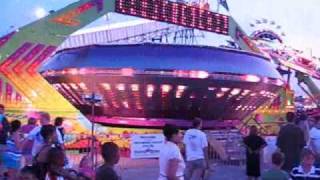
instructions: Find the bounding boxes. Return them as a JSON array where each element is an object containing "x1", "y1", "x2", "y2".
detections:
[{"x1": 34, "y1": 7, "x2": 47, "y2": 18}]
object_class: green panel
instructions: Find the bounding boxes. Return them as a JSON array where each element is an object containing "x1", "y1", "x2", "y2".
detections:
[{"x1": 0, "y1": 0, "x2": 116, "y2": 63}]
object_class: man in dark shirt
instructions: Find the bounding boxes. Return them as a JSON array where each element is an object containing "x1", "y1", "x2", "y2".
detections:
[
  {"x1": 277, "y1": 112, "x2": 306, "y2": 171},
  {"x1": 96, "y1": 142, "x2": 120, "y2": 180}
]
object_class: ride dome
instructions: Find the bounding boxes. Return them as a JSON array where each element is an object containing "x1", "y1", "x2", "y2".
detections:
[{"x1": 40, "y1": 43, "x2": 284, "y2": 128}]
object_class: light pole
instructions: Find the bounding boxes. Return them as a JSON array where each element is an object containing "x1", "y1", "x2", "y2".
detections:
[{"x1": 84, "y1": 92, "x2": 102, "y2": 169}]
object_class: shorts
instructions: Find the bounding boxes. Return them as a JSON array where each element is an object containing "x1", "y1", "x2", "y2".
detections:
[
  {"x1": 186, "y1": 159, "x2": 206, "y2": 169},
  {"x1": 185, "y1": 159, "x2": 206, "y2": 179}
]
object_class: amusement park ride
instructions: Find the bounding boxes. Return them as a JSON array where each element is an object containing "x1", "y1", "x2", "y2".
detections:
[{"x1": 0, "y1": 0, "x2": 319, "y2": 133}]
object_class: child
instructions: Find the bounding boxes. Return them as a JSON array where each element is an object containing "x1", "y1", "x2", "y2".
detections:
[
  {"x1": 261, "y1": 152, "x2": 290, "y2": 180},
  {"x1": 290, "y1": 148, "x2": 320, "y2": 179}
]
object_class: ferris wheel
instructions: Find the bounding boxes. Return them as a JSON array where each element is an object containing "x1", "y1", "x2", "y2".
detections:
[
  {"x1": 245, "y1": 18, "x2": 320, "y2": 106},
  {"x1": 248, "y1": 18, "x2": 320, "y2": 80}
]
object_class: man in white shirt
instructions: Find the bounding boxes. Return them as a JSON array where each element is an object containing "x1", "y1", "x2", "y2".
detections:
[
  {"x1": 25, "y1": 112, "x2": 64, "y2": 156},
  {"x1": 310, "y1": 117, "x2": 320, "y2": 166},
  {"x1": 183, "y1": 118, "x2": 209, "y2": 180},
  {"x1": 159, "y1": 124, "x2": 185, "y2": 180}
]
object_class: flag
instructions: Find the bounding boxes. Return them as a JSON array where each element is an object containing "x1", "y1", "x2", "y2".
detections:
[{"x1": 219, "y1": 0, "x2": 229, "y2": 11}]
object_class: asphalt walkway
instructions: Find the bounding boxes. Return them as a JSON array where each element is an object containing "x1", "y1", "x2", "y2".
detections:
[
  {"x1": 68, "y1": 154, "x2": 248, "y2": 179},
  {"x1": 117, "y1": 159, "x2": 247, "y2": 180}
]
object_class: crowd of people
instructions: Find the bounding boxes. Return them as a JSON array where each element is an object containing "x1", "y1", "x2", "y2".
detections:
[
  {"x1": 1, "y1": 100, "x2": 320, "y2": 180},
  {"x1": 0, "y1": 104, "x2": 122, "y2": 180},
  {"x1": 158, "y1": 112, "x2": 320, "y2": 180}
]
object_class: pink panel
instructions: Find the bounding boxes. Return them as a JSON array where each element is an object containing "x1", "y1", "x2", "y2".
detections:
[
  {"x1": 5, "y1": 83, "x2": 13, "y2": 102},
  {"x1": 27, "y1": 46, "x2": 56, "y2": 73},
  {"x1": 0, "y1": 42, "x2": 33, "y2": 71},
  {"x1": 13, "y1": 44, "x2": 46, "y2": 73}
]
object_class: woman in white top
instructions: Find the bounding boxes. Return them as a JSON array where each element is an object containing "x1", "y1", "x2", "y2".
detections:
[{"x1": 159, "y1": 124, "x2": 185, "y2": 180}]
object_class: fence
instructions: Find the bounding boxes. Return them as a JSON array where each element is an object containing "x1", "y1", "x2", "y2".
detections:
[
  {"x1": 65, "y1": 128, "x2": 246, "y2": 170},
  {"x1": 207, "y1": 129, "x2": 246, "y2": 167}
]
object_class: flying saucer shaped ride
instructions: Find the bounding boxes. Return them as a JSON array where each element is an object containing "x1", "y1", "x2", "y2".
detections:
[{"x1": 40, "y1": 43, "x2": 284, "y2": 129}]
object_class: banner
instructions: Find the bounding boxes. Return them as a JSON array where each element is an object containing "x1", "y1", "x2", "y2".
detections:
[{"x1": 131, "y1": 134, "x2": 164, "y2": 159}]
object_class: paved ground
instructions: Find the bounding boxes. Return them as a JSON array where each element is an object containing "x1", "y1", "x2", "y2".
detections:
[
  {"x1": 120, "y1": 166, "x2": 247, "y2": 180},
  {"x1": 117, "y1": 159, "x2": 247, "y2": 180},
  {"x1": 68, "y1": 154, "x2": 248, "y2": 180}
]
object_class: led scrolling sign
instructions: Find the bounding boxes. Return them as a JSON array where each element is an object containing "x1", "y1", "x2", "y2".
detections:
[{"x1": 115, "y1": 0, "x2": 229, "y2": 35}]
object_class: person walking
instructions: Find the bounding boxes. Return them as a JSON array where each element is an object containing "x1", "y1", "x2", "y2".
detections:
[
  {"x1": 243, "y1": 125, "x2": 267, "y2": 180},
  {"x1": 183, "y1": 118, "x2": 209, "y2": 180},
  {"x1": 159, "y1": 124, "x2": 185, "y2": 180},
  {"x1": 277, "y1": 112, "x2": 306, "y2": 171}
]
